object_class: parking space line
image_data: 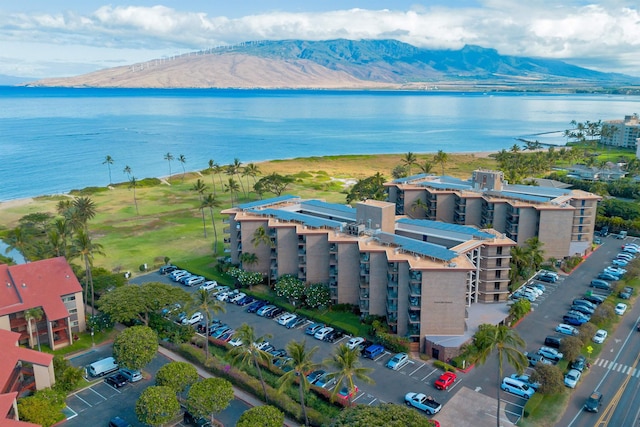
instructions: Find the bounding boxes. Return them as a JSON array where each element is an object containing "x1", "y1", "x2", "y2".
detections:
[
  {"x1": 352, "y1": 392, "x2": 364, "y2": 402},
  {"x1": 64, "y1": 406, "x2": 78, "y2": 420},
  {"x1": 421, "y1": 368, "x2": 438, "y2": 382},
  {"x1": 368, "y1": 398, "x2": 377, "y2": 406},
  {"x1": 334, "y1": 335, "x2": 349, "y2": 344},
  {"x1": 374, "y1": 352, "x2": 390, "y2": 362},
  {"x1": 89, "y1": 387, "x2": 107, "y2": 400},
  {"x1": 73, "y1": 394, "x2": 93, "y2": 408},
  {"x1": 409, "y1": 363, "x2": 425, "y2": 376}
]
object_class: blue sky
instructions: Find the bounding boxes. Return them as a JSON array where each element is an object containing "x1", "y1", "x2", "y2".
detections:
[{"x1": 2, "y1": 1, "x2": 639, "y2": 78}]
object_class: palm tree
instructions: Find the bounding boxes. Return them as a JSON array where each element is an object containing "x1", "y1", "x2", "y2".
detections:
[
  {"x1": 224, "y1": 178, "x2": 240, "y2": 206},
  {"x1": 164, "y1": 152, "x2": 174, "y2": 182},
  {"x1": 213, "y1": 163, "x2": 225, "y2": 191},
  {"x1": 525, "y1": 237, "x2": 545, "y2": 271},
  {"x1": 178, "y1": 154, "x2": 187, "y2": 182},
  {"x1": 410, "y1": 198, "x2": 428, "y2": 219},
  {"x1": 71, "y1": 196, "x2": 97, "y2": 234},
  {"x1": 251, "y1": 226, "x2": 272, "y2": 286},
  {"x1": 243, "y1": 163, "x2": 261, "y2": 192},
  {"x1": 25, "y1": 307, "x2": 44, "y2": 351},
  {"x1": 56, "y1": 200, "x2": 72, "y2": 216},
  {"x1": 228, "y1": 323, "x2": 273, "y2": 403},
  {"x1": 240, "y1": 252, "x2": 258, "y2": 271},
  {"x1": 230, "y1": 158, "x2": 246, "y2": 198},
  {"x1": 192, "y1": 288, "x2": 226, "y2": 361},
  {"x1": 4, "y1": 227, "x2": 31, "y2": 262},
  {"x1": 103, "y1": 155, "x2": 114, "y2": 185},
  {"x1": 469, "y1": 324, "x2": 528, "y2": 427},
  {"x1": 202, "y1": 194, "x2": 221, "y2": 254},
  {"x1": 324, "y1": 344, "x2": 374, "y2": 406},
  {"x1": 433, "y1": 150, "x2": 449, "y2": 175},
  {"x1": 208, "y1": 159, "x2": 218, "y2": 195},
  {"x1": 401, "y1": 152, "x2": 418, "y2": 176},
  {"x1": 71, "y1": 229, "x2": 104, "y2": 316},
  {"x1": 418, "y1": 160, "x2": 434, "y2": 174},
  {"x1": 192, "y1": 179, "x2": 208, "y2": 237},
  {"x1": 123, "y1": 165, "x2": 132, "y2": 179},
  {"x1": 278, "y1": 340, "x2": 320, "y2": 426},
  {"x1": 129, "y1": 176, "x2": 139, "y2": 215}
]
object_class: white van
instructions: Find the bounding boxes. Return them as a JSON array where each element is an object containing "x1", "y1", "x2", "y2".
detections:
[
  {"x1": 88, "y1": 357, "x2": 119, "y2": 377},
  {"x1": 501, "y1": 377, "x2": 535, "y2": 399}
]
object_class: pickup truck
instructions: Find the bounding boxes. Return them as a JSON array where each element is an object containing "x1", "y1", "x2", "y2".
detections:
[{"x1": 404, "y1": 392, "x2": 442, "y2": 415}]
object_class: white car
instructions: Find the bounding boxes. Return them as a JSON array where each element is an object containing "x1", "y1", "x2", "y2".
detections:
[
  {"x1": 615, "y1": 303, "x2": 628, "y2": 315},
  {"x1": 199, "y1": 280, "x2": 218, "y2": 292},
  {"x1": 228, "y1": 336, "x2": 243, "y2": 347},
  {"x1": 254, "y1": 341, "x2": 271, "y2": 351},
  {"x1": 524, "y1": 286, "x2": 543, "y2": 297},
  {"x1": 314, "y1": 327, "x2": 334, "y2": 341},
  {"x1": 181, "y1": 312, "x2": 203, "y2": 325},
  {"x1": 229, "y1": 292, "x2": 246, "y2": 303},
  {"x1": 555, "y1": 323, "x2": 579, "y2": 336},
  {"x1": 277, "y1": 313, "x2": 297, "y2": 326},
  {"x1": 346, "y1": 336, "x2": 365, "y2": 350},
  {"x1": 564, "y1": 368, "x2": 582, "y2": 388},
  {"x1": 593, "y1": 329, "x2": 608, "y2": 344},
  {"x1": 217, "y1": 290, "x2": 238, "y2": 302}
]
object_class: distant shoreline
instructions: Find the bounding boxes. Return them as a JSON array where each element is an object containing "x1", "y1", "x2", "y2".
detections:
[{"x1": 0, "y1": 150, "x2": 504, "y2": 208}]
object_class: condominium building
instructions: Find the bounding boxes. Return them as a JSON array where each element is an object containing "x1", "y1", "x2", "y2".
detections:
[
  {"x1": 0, "y1": 329, "x2": 55, "y2": 426},
  {"x1": 223, "y1": 196, "x2": 514, "y2": 360},
  {"x1": 386, "y1": 170, "x2": 601, "y2": 259},
  {"x1": 0, "y1": 257, "x2": 86, "y2": 351},
  {"x1": 601, "y1": 114, "x2": 640, "y2": 149}
]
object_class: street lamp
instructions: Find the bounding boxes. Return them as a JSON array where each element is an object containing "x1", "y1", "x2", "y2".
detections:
[{"x1": 91, "y1": 328, "x2": 95, "y2": 347}]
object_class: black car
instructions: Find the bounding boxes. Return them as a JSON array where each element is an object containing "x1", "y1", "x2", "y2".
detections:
[
  {"x1": 236, "y1": 296, "x2": 255, "y2": 306},
  {"x1": 159, "y1": 264, "x2": 178, "y2": 275},
  {"x1": 571, "y1": 355, "x2": 586, "y2": 372},
  {"x1": 105, "y1": 373, "x2": 128, "y2": 389},
  {"x1": 108, "y1": 417, "x2": 131, "y2": 427},
  {"x1": 183, "y1": 410, "x2": 212, "y2": 427},
  {"x1": 619, "y1": 286, "x2": 633, "y2": 299},
  {"x1": 570, "y1": 304, "x2": 595, "y2": 316},
  {"x1": 246, "y1": 300, "x2": 267, "y2": 313},
  {"x1": 324, "y1": 329, "x2": 344, "y2": 343},
  {"x1": 583, "y1": 294, "x2": 606, "y2": 305},
  {"x1": 584, "y1": 391, "x2": 603, "y2": 412},
  {"x1": 269, "y1": 348, "x2": 288, "y2": 358},
  {"x1": 543, "y1": 335, "x2": 563, "y2": 349},
  {"x1": 286, "y1": 316, "x2": 307, "y2": 329},
  {"x1": 266, "y1": 308, "x2": 284, "y2": 319}
]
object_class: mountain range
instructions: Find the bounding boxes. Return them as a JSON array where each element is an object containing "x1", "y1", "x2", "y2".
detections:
[{"x1": 25, "y1": 39, "x2": 640, "y2": 91}]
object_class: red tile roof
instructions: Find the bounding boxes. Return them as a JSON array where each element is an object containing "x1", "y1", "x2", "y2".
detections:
[{"x1": 0, "y1": 257, "x2": 82, "y2": 321}]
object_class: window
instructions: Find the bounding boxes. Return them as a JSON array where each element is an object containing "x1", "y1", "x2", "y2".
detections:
[
  {"x1": 62, "y1": 295, "x2": 76, "y2": 303},
  {"x1": 496, "y1": 258, "x2": 502, "y2": 267},
  {"x1": 496, "y1": 247, "x2": 503, "y2": 255},
  {"x1": 71, "y1": 320, "x2": 79, "y2": 327},
  {"x1": 494, "y1": 282, "x2": 501, "y2": 290},
  {"x1": 495, "y1": 270, "x2": 501, "y2": 279},
  {"x1": 494, "y1": 294, "x2": 500, "y2": 302},
  {"x1": 68, "y1": 308, "x2": 77, "y2": 315}
]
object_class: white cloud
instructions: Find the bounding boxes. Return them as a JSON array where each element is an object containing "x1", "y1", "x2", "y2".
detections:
[{"x1": 1, "y1": 3, "x2": 639, "y2": 78}]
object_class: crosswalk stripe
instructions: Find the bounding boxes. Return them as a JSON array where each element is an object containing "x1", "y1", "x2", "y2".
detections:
[
  {"x1": 617, "y1": 364, "x2": 624, "y2": 372},
  {"x1": 594, "y1": 359, "x2": 640, "y2": 376},
  {"x1": 612, "y1": 363, "x2": 618, "y2": 371}
]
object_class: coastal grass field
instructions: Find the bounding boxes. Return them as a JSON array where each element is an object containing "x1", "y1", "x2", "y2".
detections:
[{"x1": 0, "y1": 152, "x2": 497, "y2": 273}]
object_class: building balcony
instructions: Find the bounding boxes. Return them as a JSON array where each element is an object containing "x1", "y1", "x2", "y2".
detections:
[
  {"x1": 386, "y1": 301, "x2": 398, "y2": 312},
  {"x1": 387, "y1": 290, "x2": 398, "y2": 299},
  {"x1": 360, "y1": 289, "x2": 370, "y2": 299},
  {"x1": 408, "y1": 313, "x2": 421, "y2": 324},
  {"x1": 386, "y1": 314, "x2": 398, "y2": 325},
  {"x1": 409, "y1": 296, "x2": 421, "y2": 308},
  {"x1": 407, "y1": 325, "x2": 421, "y2": 336},
  {"x1": 9, "y1": 317, "x2": 27, "y2": 329},
  {"x1": 409, "y1": 284, "x2": 421, "y2": 296},
  {"x1": 359, "y1": 301, "x2": 369, "y2": 312}
]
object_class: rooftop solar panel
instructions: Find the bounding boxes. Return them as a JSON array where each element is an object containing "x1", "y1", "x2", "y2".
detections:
[
  {"x1": 375, "y1": 231, "x2": 457, "y2": 261},
  {"x1": 238, "y1": 195, "x2": 299, "y2": 210},
  {"x1": 301, "y1": 200, "x2": 357, "y2": 219},
  {"x1": 504, "y1": 184, "x2": 571, "y2": 198},
  {"x1": 490, "y1": 191, "x2": 551, "y2": 203},
  {"x1": 250, "y1": 208, "x2": 344, "y2": 229},
  {"x1": 419, "y1": 181, "x2": 473, "y2": 191},
  {"x1": 392, "y1": 173, "x2": 430, "y2": 184},
  {"x1": 397, "y1": 218, "x2": 494, "y2": 239}
]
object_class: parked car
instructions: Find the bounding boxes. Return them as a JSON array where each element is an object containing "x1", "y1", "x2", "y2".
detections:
[
  {"x1": 159, "y1": 264, "x2": 178, "y2": 275},
  {"x1": 570, "y1": 304, "x2": 595, "y2": 316},
  {"x1": 615, "y1": 303, "x2": 628, "y2": 315},
  {"x1": 105, "y1": 373, "x2": 128, "y2": 389},
  {"x1": 387, "y1": 353, "x2": 410, "y2": 371},
  {"x1": 119, "y1": 367, "x2": 142, "y2": 383},
  {"x1": 572, "y1": 299, "x2": 596, "y2": 310},
  {"x1": 564, "y1": 368, "x2": 582, "y2": 388},
  {"x1": 182, "y1": 312, "x2": 204, "y2": 325},
  {"x1": 619, "y1": 286, "x2": 633, "y2": 299},
  {"x1": 228, "y1": 336, "x2": 243, "y2": 347},
  {"x1": 268, "y1": 348, "x2": 288, "y2": 358},
  {"x1": 537, "y1": 346, "x2": 563, "y2": 362},
  {"x1": 433, "y1": 371, "x2": 457, "y2": 390},
  {"x1": 255, "y1": 341, "x2": 272, "y2": 351},
  {"x1": 593, "y1": 329, "x2": 608, "y2": 344},
  {"x1": 536, "y1": 271, "x2": 558, "y2": 283},
  {"x1": 235, "y1": 296, "x2": 255, "y2": 306},
  {"x1": 501, "y1": 377, "x2": 535, "y2": 399},
  {"x1": 597, "y1": 272, "x2": 620, "y2": 282},
  {"x1": 314, "y1": 372, "x2": 337, "y2": 389},
  {"x1": 278, "y1": 313, "x2": 297, "y2": 326},
  {"x1": 178, "y1": 274, "x2": 195, "y2": 285},
  {"x1": 306, "y1": 369, "x2": 326, "y2": 384},
  {"x1": 217, "y1": 290, "x2": 239, "y2": 302},
  {"x1": 338, "y1": 385, "x2": 359, "y2": 401},
  {"x1": 584, "y1": 391, "x2": 603, "y2": 412},
  {"x1": 199, "y1": 280, "x2": 218, "y2": 292},
  {"x1": 210, "y1": 286, "x2": 230, "y2": 297},
  {"x1": 583, "y1": 294, "x2": 606, "y2": 305},
  {"x1": 346, "y1": 336, "x2": 365, "y2": 350},
  {"x1": 229, "y1": 292, "x2": 247, "y2": 304},
  {"x1": 211, "y1": 326, "x2": 233, "y2": 339},
  {"x1": 256, "y1": 304, "x2": 277, "y2": 317},
  {"x1": 591, "y1": 279, "x2": 612, "y2": 290},
  {"x1": 571, "y1": 355, "x2": 587, "y2": 372},
  {"x1": 266, "y1": 308, "x2": 284, "y2": 319},
  {"x1": 324, "y1": 329, "x2": 344, "y2": 343},
  {"x1": 286, "y1": 316, "x2": 307, "y2": 329},
  {"x1": 509, "y1": 374, "x2": 540, "y2": 390},
  {"x1": 305, "y1": 323, "x2": 325, "y2": 336},
  {"x1": 246, "y1": 299, "x2": 267, "y2": 313},
  {"x1": 404, "y1": 392, "x2": 442, "y2": 414},
  {"x1": 544, "y1": 335, "x2": 563, "y2": 349},
  {"x1": 183, "y1": 410, "x2": 212, "y2": 427},
  {"x1": 314, "y1": 327, "x2": 334, "y2": 340},
  {"x1": 566, "y1": 310, "x2": 591, "y2": 322},
  {"x1": 109, "y1": 417, "x2": 132, "y2": 427},
  {"x1": 184, "y1": 276, "x2": 205, "y2": 287},
  {"x1": 612, "y1": 258, "x2": 629, "y2": 267},
  {"x1": 563, "y1": 314, "x2": 588, "y2": 326},
  {"x1": 556, "y1": 323, "x2": 579, "y2": 336}
]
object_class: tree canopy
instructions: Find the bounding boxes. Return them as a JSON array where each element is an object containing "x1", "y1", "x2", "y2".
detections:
[
  {"x1": 345, "y1": 173, "x2": 386, "y2": 203},
  {"x1": 135, "y1": 385, "x2": 180, "y2": 427},
  {"x1": 113, "y1": 325, "x2": 158, "y2": 370},
  {"x1": 98, "y1": 282, "x2": 191, "y2": 325},
  {"x1": 17, "y1": 389, "x2": 66, "y2": 427},
  {"x1": 331, "y1": 403, "x2": 438, "y2": 427},
  {"x1": 236, "y1": 405, "x2": 285, "y2": 427},
  {"x1": 186, "y1": 378, "x2": 234, "y2": 424},
  {"x1": 254, "y1": 173, "x2": 295, "y2": 196},
  {"x1": 155, "y1": 361, "x2": 199, "y2": 394}
]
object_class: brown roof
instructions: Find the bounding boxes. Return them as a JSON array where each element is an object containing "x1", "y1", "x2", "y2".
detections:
[{"x1": 0, "y1": 257, "x2": 82, "y2": 321}]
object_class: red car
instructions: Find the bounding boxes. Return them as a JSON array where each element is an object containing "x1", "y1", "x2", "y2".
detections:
[{"x1": 434, "y1": 372, "x2": 457, "y2": 390}]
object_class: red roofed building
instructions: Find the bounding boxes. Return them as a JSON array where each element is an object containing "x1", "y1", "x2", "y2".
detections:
[
  {"x1": 0, "y1": 257, "x2": 86, "y2": 350},
  {"x1": 0, "y1": 329, "x2": 55, "y2": 426}
]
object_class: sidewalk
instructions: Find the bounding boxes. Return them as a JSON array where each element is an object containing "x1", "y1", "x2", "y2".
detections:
[{"x1": 157, "y1": 346, "x2": 302, "y2": 427}]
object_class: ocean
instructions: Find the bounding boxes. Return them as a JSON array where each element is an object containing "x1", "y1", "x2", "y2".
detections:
[{"x1": 1, "y1": 87, "x2": 639, "y2": 202}]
